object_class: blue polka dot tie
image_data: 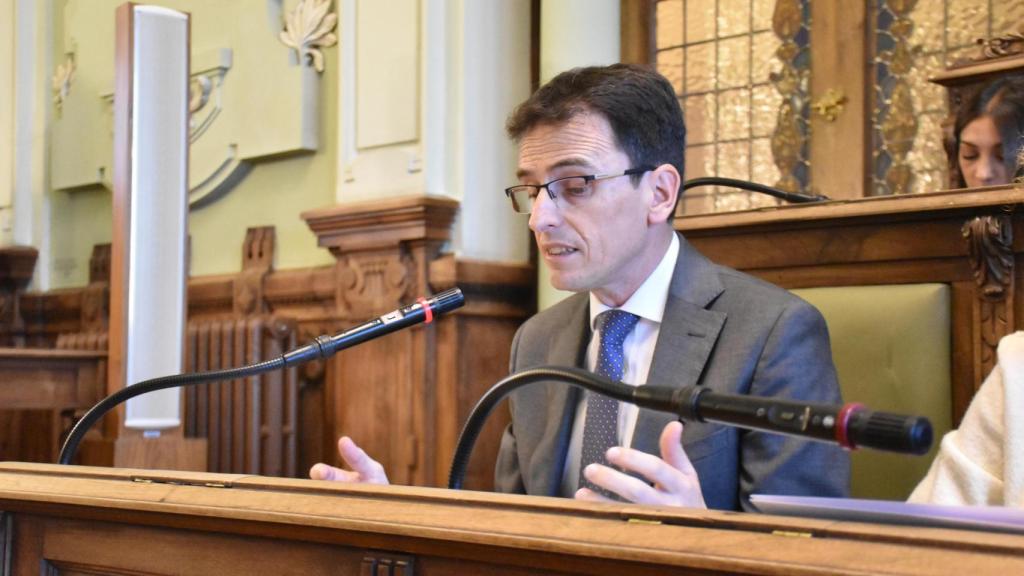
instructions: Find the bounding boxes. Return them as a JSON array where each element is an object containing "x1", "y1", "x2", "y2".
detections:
[{"x1": 579, "y1": 309, "x2": 640, "y2": 497}]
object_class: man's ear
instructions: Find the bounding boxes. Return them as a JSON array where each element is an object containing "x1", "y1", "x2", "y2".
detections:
[{"x1": 647, "y1": 164, "x2": 680, "y2": 225}]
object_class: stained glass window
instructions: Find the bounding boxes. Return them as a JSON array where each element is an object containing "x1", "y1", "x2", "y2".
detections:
[
  {"x1": 872, "y1": 0, "x2": 1024, "y2": 195},
  {"x1": 655, "y1": 0, "x2": 811, "y2": 215}
]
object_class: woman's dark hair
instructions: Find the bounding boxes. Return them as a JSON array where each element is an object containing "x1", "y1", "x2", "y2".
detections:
[
  {"x1": 506, "y1": 64, "x2": 687, "y2": 213},
  {"x1": 951, "y1": 75, "x2": 1024, "y2": 188}
]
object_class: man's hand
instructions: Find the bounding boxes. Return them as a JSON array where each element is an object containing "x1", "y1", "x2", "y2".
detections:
[
  {"x1": 575, "y1": 421, "x2": 706, "y2": 508},
  {"x1": 308, "y1": 436, "x2": 389, "y2": 485}
]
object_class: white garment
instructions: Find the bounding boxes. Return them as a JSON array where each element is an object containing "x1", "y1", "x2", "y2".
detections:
[
  {"x1": 559, "y1": 233, "x2": 679, "y2": 496},
  {"x1": 908, "y1": 331, "x2": 1024, "y2": 507}
]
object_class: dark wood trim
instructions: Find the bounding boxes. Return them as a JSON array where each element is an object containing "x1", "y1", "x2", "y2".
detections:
[{"x1": 619, "y1": 0, "x2": 654, "y2": 65}]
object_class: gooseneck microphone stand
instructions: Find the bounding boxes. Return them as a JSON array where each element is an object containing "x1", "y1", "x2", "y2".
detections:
[
  {"x1": 58, "y1": 288, "x2": 465, "y2": 466},
  {"x1": 683, "y1": 177, "x2": 830, "y2": 203},
  {"x1": 447, "y1": 366, "x2": 932, "y2": 490}
]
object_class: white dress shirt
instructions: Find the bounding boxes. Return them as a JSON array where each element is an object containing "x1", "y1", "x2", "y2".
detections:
[{"x1": 560, "y1": 233, "x2": 680, "y2": 496}]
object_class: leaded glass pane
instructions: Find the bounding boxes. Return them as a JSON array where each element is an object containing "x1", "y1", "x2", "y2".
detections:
[
  {"x1": 717, "y1": 36, "x2": 751, "y2": 89},
  {"x1": 718, "y1": 0, "x2": 752, "y2": 36},
  {"x1": 657, "y1": 0, "x2": 684, "y2": 48},
  {"x1": 658, "y1": 47, "x2": 685, "y2": 93},
  {"x1": 684, "y1": 43, "x2": 716, "y2": 92},
  {"x1": 684, "y1": 93, "x2": 716, "y2": 144},
  {"x1": 685, "y1": 0, "x2": 717, "y2": 43},
  {"x1": 654, "y1": 0, "x2": 810, "y2": 215}
]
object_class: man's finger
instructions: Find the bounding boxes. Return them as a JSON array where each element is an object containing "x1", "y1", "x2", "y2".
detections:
[
  {"x1": 309, "y1": 463, "x2": 358, "y2": 482},
  {"x1": 338, "y1": 436, "x2": 389, "y2": 484},
  {"x1": 659, "y1": 421, "x2": 698, "y2": 478},
  {"x1": 574, "y1": 486, "x2": 615, "y2": 503},
  {"x1": 583, "y1": 463, "x2": 662, "y2": 504},
  {"x1": 605, "y1": 446, "x2": 688, "y2": 494}
]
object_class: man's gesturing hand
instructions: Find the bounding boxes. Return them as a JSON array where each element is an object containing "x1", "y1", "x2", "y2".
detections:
[
  {"x1": 575, "y1": 421, "x2": 706, "y2": 508},
  {"x1": 309, "y1": 436, "x2": 389, "y2": 485}
]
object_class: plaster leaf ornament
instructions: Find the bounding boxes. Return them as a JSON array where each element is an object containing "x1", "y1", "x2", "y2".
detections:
[
  {"x1": 52, "y1": 55, "x2": 76, "y2": 113},
  {"x1": 279, "y1": 0, "x2": 338, "y2": 73}
]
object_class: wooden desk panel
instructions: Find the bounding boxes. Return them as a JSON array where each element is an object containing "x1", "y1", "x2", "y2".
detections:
[
  {"x1": 0, "y1": 463, "x2": 1021, "y2": 575},
  {"x1": 0, "y1": 348, "x2": 105, "y2": 410}
]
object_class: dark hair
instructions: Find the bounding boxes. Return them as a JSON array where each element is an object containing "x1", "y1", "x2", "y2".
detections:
[
  {"x1": 506, "y1": 64, "x2": 686, "y2": 214},
  {"x1": 952, "y1": 75, "x2": 1024, "y2": 188}
]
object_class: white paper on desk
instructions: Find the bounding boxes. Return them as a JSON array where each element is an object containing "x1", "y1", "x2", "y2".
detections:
[{"x1": 750, "y1": 495, "x2": 1024, "y2": 535}]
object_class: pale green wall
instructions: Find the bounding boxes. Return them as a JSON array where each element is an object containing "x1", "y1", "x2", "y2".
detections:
[{"x1": 47, "y1": 1, "x2": 336, "y2": 288}]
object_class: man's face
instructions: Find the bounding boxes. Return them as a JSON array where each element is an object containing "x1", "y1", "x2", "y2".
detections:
[{"x1": 516, "y1": 113, "x2": 663, "y2": 305}]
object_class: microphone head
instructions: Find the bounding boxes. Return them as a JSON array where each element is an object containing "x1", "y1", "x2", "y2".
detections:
[
  {"x1": 848, "y1": 410, "x2": 934, "y2": 455},
  {"x1": 428, "y1": 287, "x2": 465, "y2": 315}
]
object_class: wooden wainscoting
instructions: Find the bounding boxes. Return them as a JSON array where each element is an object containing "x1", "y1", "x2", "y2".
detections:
[
  {"x1": 677, "y1": 186, "x2": 1023, "y2": 425},
  {"x1": 14, "y1": 197, "x2": 535, "y2": 489}
]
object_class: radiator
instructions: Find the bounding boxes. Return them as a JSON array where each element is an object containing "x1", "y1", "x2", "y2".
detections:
[{"x1": 184, "y1": 316, "x2": 299, "y2": 477}]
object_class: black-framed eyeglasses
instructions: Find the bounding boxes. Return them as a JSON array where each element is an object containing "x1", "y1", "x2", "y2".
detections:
[{"x1": 504, "y1": 166, "x2": 655, "y2": 214}]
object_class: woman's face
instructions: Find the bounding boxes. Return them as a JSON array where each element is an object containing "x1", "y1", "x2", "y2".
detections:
[{"x1": 958, "y1": 115, "x2": 1010, "y2": 188}]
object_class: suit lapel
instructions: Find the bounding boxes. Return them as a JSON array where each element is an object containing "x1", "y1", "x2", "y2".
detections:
[
  {"x1": 531, "y1": 294, "x2": 589, "y2": 496},
  {"x1": 631, "y1": 236, "x2": 727, "y2": 456}
]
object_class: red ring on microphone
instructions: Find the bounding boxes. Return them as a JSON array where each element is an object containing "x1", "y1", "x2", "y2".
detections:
[
  {"x1": 835, "y1": 402, "x2": 863, "y2": 450},
  {"x1": 417, "y1": 297, "x2": 433, "y2": 324}
]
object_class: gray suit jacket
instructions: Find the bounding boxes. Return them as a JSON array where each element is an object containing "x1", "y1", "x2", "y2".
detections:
[{"x1": 495, "y1": 234, "x2": 850, "y2": 511}]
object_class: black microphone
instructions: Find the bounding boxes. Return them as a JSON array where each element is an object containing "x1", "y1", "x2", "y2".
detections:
[
  {"x1": 448, "y1": 366, "x2": 932, "y2": 490},
  {"x1": 632, "y1": 385, "x2": 932, "y2": 455},
  {"x1": 58, "y1": 287, "x2": 465, "y2": 465}
]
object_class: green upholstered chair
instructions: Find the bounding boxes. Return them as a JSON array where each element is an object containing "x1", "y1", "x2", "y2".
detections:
[{"x1": 793, "y1": 284, "x2": 953, "y2": 500}]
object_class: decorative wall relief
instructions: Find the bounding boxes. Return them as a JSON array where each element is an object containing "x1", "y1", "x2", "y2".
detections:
[
  {"x1": 278, "y1": 0, "x2": 338, "y2": 73},
  {"x1": 50, "y1": 0, "x2": 331, "y2": 206},
  {"x1": 51, "y1": 53, "x2": 76, "y2": 115}
]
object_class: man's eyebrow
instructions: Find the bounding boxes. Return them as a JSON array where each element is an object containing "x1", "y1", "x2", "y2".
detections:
[{"x1": 516, "y1": 157, "x2": 596, "y2": 180}]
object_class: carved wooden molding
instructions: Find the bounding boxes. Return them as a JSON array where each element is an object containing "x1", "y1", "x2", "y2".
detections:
[
  {"x1": 302, "y1": 195, "x2": 459, "y2": 253},
  {"x1": 233, "y1": 226, "x2": 275, "y2": 315},
  {"x1": 303, "y1": 195, "x2": 459, "y2": 315},
  {"x1": 962, "y1": 214, "x2": 1014, "y2": 300},
  {"x1": 976, "y1": 33, "x2": 1024, "y2": 61},
  {"x1": 962, "y1": 213, "x2": 1016, "y2": 383},
  {"x1": 0, "y1": 246, "x2": 39, "y2": 346}
]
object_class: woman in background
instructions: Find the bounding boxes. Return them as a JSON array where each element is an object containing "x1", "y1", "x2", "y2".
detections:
[
  {"x1": 908, "y1": 332, "x2": 1024, "y2": 506},
  {"x1": 952, "y1": 76, "x2": 1024, "y2": 189}
]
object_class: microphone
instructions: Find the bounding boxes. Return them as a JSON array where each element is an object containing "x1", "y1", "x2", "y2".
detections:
[
  {"x1": 632, "y1": 384, "x2": 932, "y2": 454},
  {"x1": 58, "y1": 287, "x2": 465, "y2": 465},
  {"x1": 448, "y1": 366, "x2": 932, "y2": 490}
]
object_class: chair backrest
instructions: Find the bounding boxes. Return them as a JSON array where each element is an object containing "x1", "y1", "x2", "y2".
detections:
[{"x1": 793, "y1": 284, "x2": 953, "y2": 500}]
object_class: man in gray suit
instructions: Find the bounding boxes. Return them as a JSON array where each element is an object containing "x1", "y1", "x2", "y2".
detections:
[{"x1": 311, "y1": 64, "x2": 849, "y2": 510}]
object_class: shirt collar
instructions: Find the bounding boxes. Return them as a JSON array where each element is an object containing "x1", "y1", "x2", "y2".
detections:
[{"x1": 589, "y1": 233, "x2": 679, "y2": 331}]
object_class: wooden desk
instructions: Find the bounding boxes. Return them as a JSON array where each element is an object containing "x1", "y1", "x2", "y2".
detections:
[
  {"x1": 0, "y1": 462, "x2": 1021, "y2": 575},
  {"x1": 0, "y1": 348, "x2": 106, "y2": 410}
]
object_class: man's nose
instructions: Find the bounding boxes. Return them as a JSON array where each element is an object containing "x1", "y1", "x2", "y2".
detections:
[{"x1": 528, "y1": 188, "x2": 561, "y2": 232}]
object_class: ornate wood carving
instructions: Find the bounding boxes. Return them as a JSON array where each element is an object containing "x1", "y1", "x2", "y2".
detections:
[
  {"x1": 975, "y1": 33, "x2": 1024, "y2": 61},
  {"x1": 233, "y1": 226, "x2": 274, "y2": 315},
  {"x1": 962, "y1": 213, "x2": 1016, "y2": 385},
  {"x1": 0, "y1": 246, "x2": 39, "y2": 347}
]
